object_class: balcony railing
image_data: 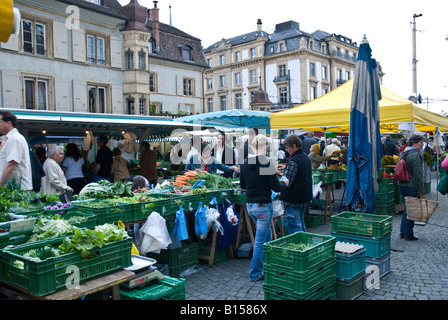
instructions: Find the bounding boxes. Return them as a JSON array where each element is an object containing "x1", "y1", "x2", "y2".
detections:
[
  {"x1": 273, "y1": 74, "x2": 290, "y2": 83},
  {"x1": 331, "y1": 50, "x2": 357, "y2": 62}
]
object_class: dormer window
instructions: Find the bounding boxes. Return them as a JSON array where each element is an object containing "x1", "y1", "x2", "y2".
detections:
[
  {"x1": 148, "y1": 38, "x2": 156, "y2": 54},
  {"x1": 180, "y1": 45, "x2": 193, "y2": 61}
]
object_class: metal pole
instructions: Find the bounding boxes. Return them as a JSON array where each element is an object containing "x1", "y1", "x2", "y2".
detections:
[{"x1": 412, "y1": 14, "x2": 422, "y2": 95}]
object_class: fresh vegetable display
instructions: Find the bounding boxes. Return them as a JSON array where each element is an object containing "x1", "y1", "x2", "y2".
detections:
[
  {"x1": 28, "y1": 216, "x2": 78, "y2": 243},
  {"x1": 79, "y1": 180, "x2": 133, "y2": 199},
  {"x1": 279, "y1": 242, "x2": 314, "y2": 252}
]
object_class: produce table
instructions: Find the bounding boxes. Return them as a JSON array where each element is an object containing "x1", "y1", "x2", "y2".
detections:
[{"x1": 0, "y1": 270, "x2": 135, "y2": 300}]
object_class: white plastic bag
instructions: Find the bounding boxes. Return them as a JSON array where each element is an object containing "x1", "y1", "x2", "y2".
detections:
[
  {"x1": 272, "y1": 200, "x2": 284, "y2": 218},
  {"x1": 205, "y1": 206, "x2": 223, "y2": 235},
  {"x1": 138, "y1": 212, "x2": 172, "y2": 255},
  {"x1": 313, "y1": 181, "x2": 322, "y2": 198}
]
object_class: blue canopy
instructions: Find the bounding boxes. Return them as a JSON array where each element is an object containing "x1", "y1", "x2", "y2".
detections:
[
  {"x1": 176, "y1": 109, "x2": 271, "y2": 129},
  {"x1": 345, "y1": 36, "x2": 383, "y2": 213}
]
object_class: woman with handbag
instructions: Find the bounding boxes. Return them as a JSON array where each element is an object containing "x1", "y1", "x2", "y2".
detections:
[{"x1": 398, "y1": 134, "x2": 425, "y2": 241}]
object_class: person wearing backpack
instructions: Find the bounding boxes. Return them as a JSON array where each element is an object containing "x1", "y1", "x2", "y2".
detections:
[{"x1": 398, "y1": 134, "x2": 425, "y2": 241}]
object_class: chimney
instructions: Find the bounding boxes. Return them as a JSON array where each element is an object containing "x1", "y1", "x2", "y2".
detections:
[
  {"x1": 257, "y1": 19, "x2": 262, "y2": 32},
  {"x1": 149, "y1": 1, "x2": 160, "y2": 45}
]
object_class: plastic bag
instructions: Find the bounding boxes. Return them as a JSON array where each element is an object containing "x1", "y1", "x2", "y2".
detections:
[
  {"x1": 217, "y1": 200, "x2": 240, "y2": 250},
  {"x1": 272, "y1": 200, "x2": 284, "y2": 218},
  {"x1": 137, "y1": 212, "x2": 172, "y2": 255},
  {"x1": 195, "y1": 202, "x2": 209, "y2": 239},
  {"x1": 313, "y1": 181, "x2": 322, "y2": 198},
  {"x1": 172, "y1": 205, "x2": 189, "y2": 241}
]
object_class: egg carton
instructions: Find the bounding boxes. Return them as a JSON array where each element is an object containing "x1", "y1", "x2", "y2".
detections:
[{"x1": 335, "y1": 241, "x2": 364, "y2": 254}]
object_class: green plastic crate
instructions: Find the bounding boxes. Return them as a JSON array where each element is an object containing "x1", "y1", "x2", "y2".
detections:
[
  {"x1": 197, "y1": 241, "x2": 225, "y2": 264},
  {"x1": 304, "y1": 214, "x2": 323, "y2": 228},
  {"x1": 120, "y1": 276, "x2": 185, "y2": 300},
  {"x1": 335, "y1": 248, "x2": 366, "y2": 280},
  {"x1": 264, "y1": 257, "x2": 335, "y2": 294},
  {"x1": 61, "y1": 211, "x2": 98, "y2": 229},
  {"x1": 377, "y1": 178, "x2": 394, "y2": 192},
  {"x1": 263, "y1": 232, "x2": 336, "y2": 272},
  {"x1": 374, "y1": 200, "x2": 395, "y2": 215},
  {"x1": 147, "y1": 242, "x2": 198, "y2": 277},
  {"x1": 321, "y1": 171, "x2": 338, "y2": 184},
  {"x1": 2, "y1": 236, "x2": 132, "y2": 296},
  {"x1": 337, "y1": 170, "x2": 347, "y2": 180},
  {"x1": 331, "y1": 212, "x2": 392, "y2": 238},
  {"x1": 335, "y1": 271, "x2": 366, "y2": 300},
  {"x1": 233, "y1": 192, "x2": 246, "y2": 204},
  {"x1": 263, "y1": 276, "x2": 336, "y2": 300},
  {"x1": 374, "y1": 190, "x2": 394, "y2": 201},
  {"x1": 73, "y1": 200, "x2": 132, "y2": 224}
]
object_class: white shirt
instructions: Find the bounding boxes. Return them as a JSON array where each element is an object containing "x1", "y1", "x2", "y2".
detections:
[
  {"x1": 0, "y1": 128, "x2": 32, "y2": 190},
  {"x1": 41, "y1": 158, "x2": 69, "y2": 195},
  {"x1": 62, "y1": 156, "x2": 85, "y2": 180}
]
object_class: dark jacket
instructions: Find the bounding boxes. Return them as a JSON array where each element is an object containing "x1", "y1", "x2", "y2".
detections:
[
  {"x1": 384, "y1": 138, "x2": 397, "y2": 156},
  {"x1": 398, "y1": 147, "x2": 424, "y2": 194},
  {"x1": 280, "y1": 150, "x2": 313, "y2": 204},
  {"x1": 240, "y1": 155, "x2": 286, "y2": 203}
]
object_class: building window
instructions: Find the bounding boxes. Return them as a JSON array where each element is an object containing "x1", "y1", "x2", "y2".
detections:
[
  {"x1": 323, "y1": 87, "x2": 328, "y2": 95},
  {"x1": 309, "y1": 40, "x2": 314, "y2": 50},
  {"x1": 220, "y1": 95, "x2": 226, "y2": 111},
  {"x1": 250, "y1": 70, "x2": 257, "y2": 83},
  {"x1": 148, "y1": 38, "x2": 156, "y2": 54},
  {"x1": 322, "y1": 66, "x2": 327, "y2": 80},
  {"x1": 88, "y1": 86, "x2": 106, "y2": 113},
  {"x1": 250, "y1": 48, "x2": 256, "y2": 59},
  {"x1": 279, "y1": 87, "x2": 288, "y2": 103},
  {"x1": 138, "y1": 50, "x2": 146, "y2": 70},
  {"x1": 234, "y1": 72, "x2": 241, "y2": 86},
  {"x1": 180, "y1": 45, "x2": 193, "y2": 61},
  {"x1": 207, "y1": 58, "x2": 212, "y2": 67},
  {"x1": 126, "y1": 49, "x2": 134, "y2": 69},
  {"x1": 346, "y1": 71, "x2": 350, "y2": 80},
  {"x1": 207, "y1": 78, "x2": 213, "y2": 90},
  {"x1": 207, "y1": 98, "x2": 213, "y2": 113},
  {"x1": 139, "y1": 98, "x2": 146, "y2": 115},
  {"x1": 22, "y1": 19, "x2": 46, "y2": 56},
  {"x1": 310, "y1": 86, "x2": 316, "y2": 100},
  {"x1": 87, "y1": 35, "x2": 105, "y2": 65},
  {"x1": 220, "y1": 55, "x2": 225, "y2": 65},
  {"x1": 85, "y1": 0, "x2": 101, "y2": 4},
  {"x1": 183, "y1": 78, "x2": 194, "y2": 96},
  {"x1": 279, "y1": 43, "x2": 285, "y2": 52},
  {"x1": 310, "y1": 63, "x2": 316, "y2": 77},
  {"x1": 235, "y1": 93, "x2": 242, "y2": 109},
  {"x1": 279, "y1": 65, "x2": 287, "y2": 78},
  {"x1": 24, "y1": 78, "x2": 48, "y2": 110},
  {"x1": 149, "y1": 73, "x2": 156, "y2": 92},
  {"x1": 235, "y1": 51, "x2": 241, "y2": 62},
  {"x1": 127, "y1": 97, "x2": 134, "y2": 115},
  {"x1": 220, "y1": 75, "x2": 226, "y2": 87}
]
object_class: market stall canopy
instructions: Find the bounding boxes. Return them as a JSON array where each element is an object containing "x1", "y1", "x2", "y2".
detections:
[
  {"x1": 9, "y1": 109, "x2": 196, "y2": 140},
  {"x1": 176, "y1": 109, "x2": 271, "y2": 130},
  {"x1": 270, "y1": 79, "x2": 448, "y2": 133}
]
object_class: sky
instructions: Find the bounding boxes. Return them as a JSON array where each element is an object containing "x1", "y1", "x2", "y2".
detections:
[{"x1": 118, "y1": 0, "x2": 448, "y2": 114}]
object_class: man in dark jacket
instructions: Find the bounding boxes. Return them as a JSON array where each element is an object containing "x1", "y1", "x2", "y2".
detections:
[
  {"x1": 279, "y1": 134, "x2": 313, "y2": 234},
  {"x1": 384, "y1": 135, "x2": 398, "y2": 156},
  {"x1": 92, "y1": 135, "x2": 113, "y2": 182}
]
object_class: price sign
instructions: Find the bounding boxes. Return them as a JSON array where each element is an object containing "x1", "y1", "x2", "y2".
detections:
[{"x1": 9, "y1": 218, "x2": 36, "y2": 233}]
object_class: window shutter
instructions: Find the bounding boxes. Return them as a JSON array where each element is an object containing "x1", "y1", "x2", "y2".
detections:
[
  {"x1": 0, "y1": 34, "x2": 19, "y2": 51},
  {"x1": 73, "y1": 80, "x2": 86, "y2": 112},
  {"x1": 110, "y1": 36, "x2": 122, "y2": 69},
  {"x1": 53, "y1": 22, "x2": 68, "y2": 60},
  {"x1": 112, "y1": 84, "x2": 123, "y2": 113},
  {"x1": 176, "y1": 75, "x2": 183, "y2": 95},
  {"x1": 55, "y1": 78, "x2": 70, "y2": 111},
  {"x1": 72, "y1": 29, "x2": 85, "y2": 62},
  {"x1": 1, "y1": 70, "x2": 21, "y2": 108}
]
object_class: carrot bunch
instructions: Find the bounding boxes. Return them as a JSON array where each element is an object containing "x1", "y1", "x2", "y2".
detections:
[{"x1": 172, "y1": 169, "x2": 206, "y2": 189}]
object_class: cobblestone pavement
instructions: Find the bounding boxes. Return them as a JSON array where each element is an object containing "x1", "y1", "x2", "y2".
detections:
[{"x1": 183, "y1": 175, "x2": 448, "y2": 300}]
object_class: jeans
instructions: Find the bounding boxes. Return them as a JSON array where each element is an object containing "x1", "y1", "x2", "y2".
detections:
[
  {"x1": 399, "y1": 185, "x2": 418, "y2": 238},
  {"x1": 284, "y1": 205, "x2": 306, "y2": 234},
  {"x1": 246, "y1": 202, "x2": 273, "y2": 281}
]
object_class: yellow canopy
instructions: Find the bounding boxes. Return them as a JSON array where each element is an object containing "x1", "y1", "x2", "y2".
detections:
[{"x1": 270, "y1": 79, "x2": 448, "y2": 133}]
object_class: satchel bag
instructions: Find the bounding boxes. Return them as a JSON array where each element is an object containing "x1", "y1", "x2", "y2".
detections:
[
  {"x1": 394, "y1": 152, "x2": 412, "y2": 182},
  {"x1": 405, "y1": 195, "x2": 438, "y2": 223}
]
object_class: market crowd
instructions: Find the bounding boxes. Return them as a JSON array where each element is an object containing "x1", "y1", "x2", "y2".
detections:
[{"x1": 0, "y1": 109, "x2": 444, "y2": 282}]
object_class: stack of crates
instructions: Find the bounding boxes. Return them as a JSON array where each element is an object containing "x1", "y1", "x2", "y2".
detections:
[
  {"x1": 331, "y1": 212, "x2": 392, "y2": 289},
  {"x1": 374, "y1": 178, "x2": 395, "y2": 215},
  {"x1": 120, "y1": 276, "x2": 186, "y2": 300},
  {"x1": 334, "y1": 241, "x2": 367, "y2": 300},
  {"x1": 146, "y1": 242, "x2": 198, "y2": 277},
  {"x1": 263, "y1": 232, "x2": 336, "y2": 300}
]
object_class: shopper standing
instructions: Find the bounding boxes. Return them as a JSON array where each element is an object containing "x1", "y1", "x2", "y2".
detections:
[
  {"x1": 92, "y1": 135, "x2": 113, "y2": 182},
  {"x1": 41, "y1": 145, "x2": 73, "y2": 195},
  {"x1": 240, "y1": 134, "x2": 288, "y2": 281},
  {"x1": 398, "y1": 134, "x2": 425, "y2": 241},
  {"x1": 0, "y1": 110, "x2": 32, "y2": 190},
  {"x1": 61, "y1": 143, "x2": 86, "y2": 194},
  {"x1": 278, "y1": 134, "x2": 313, "y2": 234},
  {"x1": 140, "y1": 142, "x2": 158, "y2": 187}
]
